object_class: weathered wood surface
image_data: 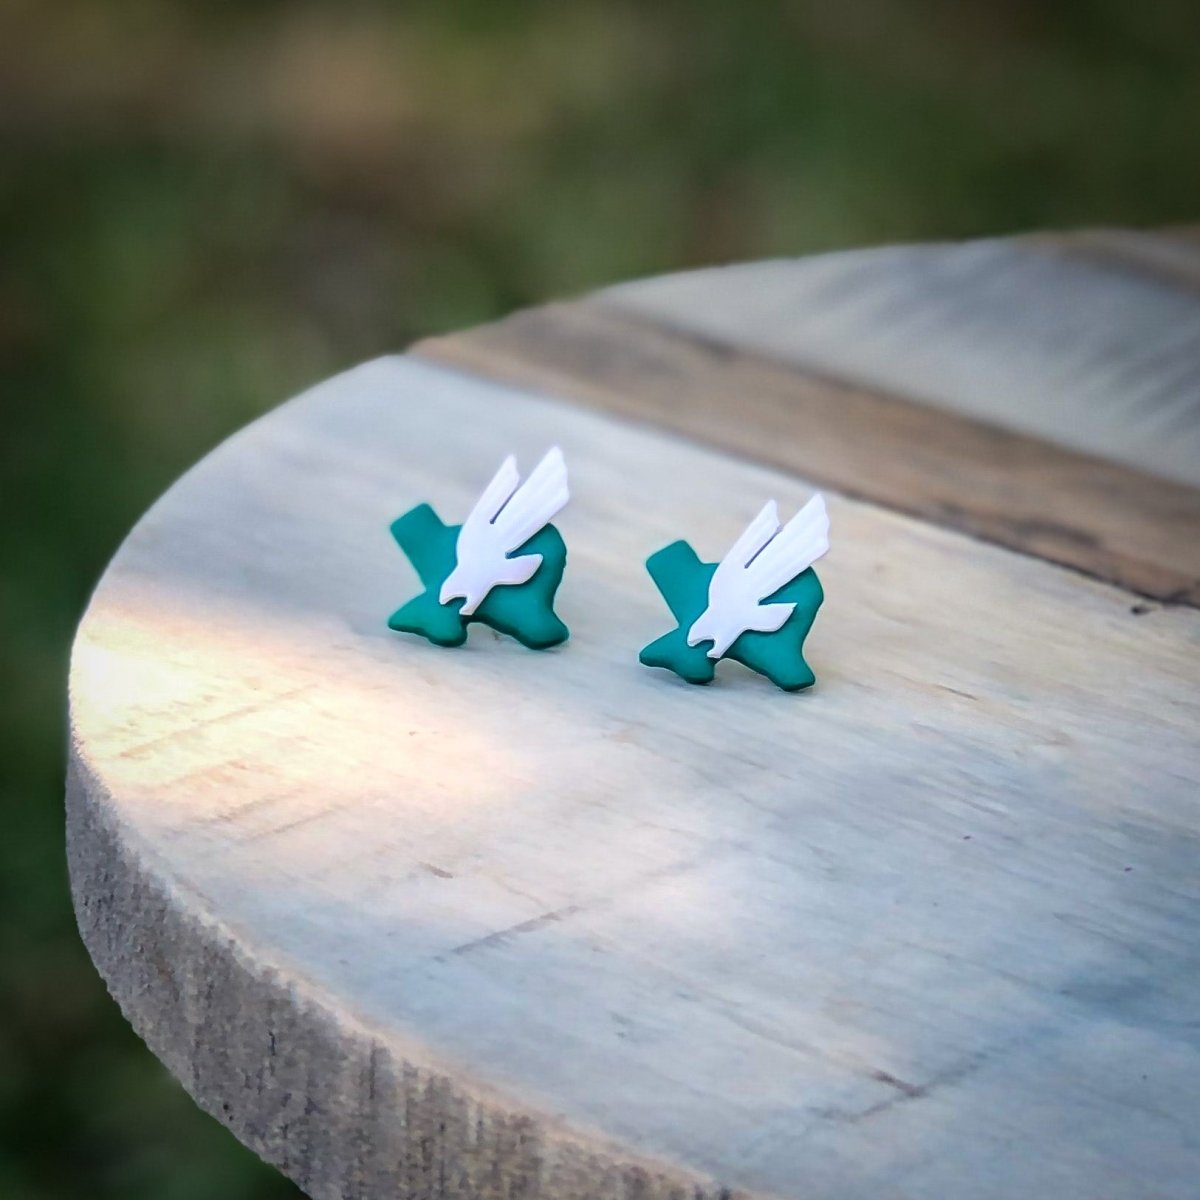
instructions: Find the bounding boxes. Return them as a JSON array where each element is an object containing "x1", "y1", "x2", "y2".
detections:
[
  {"x1": 604, "y1": 230, "x2": 1200, "y2": 488},
  {"x1": 69, "y1": 239, "x2": 1200, "y2": 1200},
  {"x1": 418, "y1": 235, "x2": 1200, "y2": 606}
]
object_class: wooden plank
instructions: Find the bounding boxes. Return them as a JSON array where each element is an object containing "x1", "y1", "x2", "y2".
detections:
[
  {"x1": 1034, "y1": 227, "x2": 1200, "y2": 297},
  {"x1": 68, "y1": 355, "x2": 1200, "y2": 1200},
  {"x1": 417, "y1": 302, "x2": 1200, "y2": 606},
  {"x1": 594, "y1": 236, "x2": 1200, "y2": 490}
]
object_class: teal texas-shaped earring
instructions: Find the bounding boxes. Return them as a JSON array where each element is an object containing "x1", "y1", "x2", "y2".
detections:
[
  {"x1": 388, "y1": 447, "x2": 570, "y2": 649},
  {"x1": 639, "y1": 493, "x2": 829, "y2": 691}
]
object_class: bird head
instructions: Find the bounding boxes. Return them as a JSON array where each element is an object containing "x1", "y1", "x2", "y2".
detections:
[
  {"x1": 686, "y1": 611, "x2": 717, "y2": 651},
  {"x1": 439, "y1": 568, "x2": 478, "y2": 615}
]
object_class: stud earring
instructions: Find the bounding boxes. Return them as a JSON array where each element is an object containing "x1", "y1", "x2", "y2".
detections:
[
  {"x1": 639, "y1": 493, "x2": 829, "y2": 690},
  {"x1": 388, "y1": 447, "x2": 570, "y2": 649}
]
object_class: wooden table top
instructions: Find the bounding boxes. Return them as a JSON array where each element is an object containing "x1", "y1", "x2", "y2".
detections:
[{"x1": 68, "y1": 231, "x2": 1200, "y2": 1200}]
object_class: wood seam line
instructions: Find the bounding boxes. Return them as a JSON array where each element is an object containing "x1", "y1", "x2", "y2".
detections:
[
  {"x1": 412, "y1": 301, "x2": 1200, "y2": 608},
  {"x1": 1025, "y1": 228, "x2": 1200, "y2": 297}
]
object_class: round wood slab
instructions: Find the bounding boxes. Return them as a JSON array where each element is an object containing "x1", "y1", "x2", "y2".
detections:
[{"x1": 69, "y1": 234, "x2": 1200, "y2": 1200}]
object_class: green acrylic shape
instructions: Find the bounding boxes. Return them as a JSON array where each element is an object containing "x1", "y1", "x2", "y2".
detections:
[
  {"x1": 639, "y1": 540, "x2": 823, "y2": 691},
  {"x1": 388, "y1": 503, "x2": 568, "y2": 650}
]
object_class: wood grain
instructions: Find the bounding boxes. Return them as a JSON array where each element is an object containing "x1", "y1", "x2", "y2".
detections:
[
  {"x1": 1035, "y1": 227, "x2": 1200, "y2": 297},
  {"x1": 417, "y1": 301, "x2": 1200, "y2": 606},
  {"x1": 597, "y1": 235, "x2": 1200, "y2": 489},
  {"x1": 68, "y1": 355, "x2": 1200, "y2": 1200}
]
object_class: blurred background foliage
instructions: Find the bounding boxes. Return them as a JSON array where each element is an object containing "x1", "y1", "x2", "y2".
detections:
[{"x1": 1, "y1": 0, "x2": 1198, "y2": 1195}]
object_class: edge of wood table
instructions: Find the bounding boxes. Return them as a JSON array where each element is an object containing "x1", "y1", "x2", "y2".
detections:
[{"x1": 68, "y1": 234, "x2": 1200, "y2": 1200}]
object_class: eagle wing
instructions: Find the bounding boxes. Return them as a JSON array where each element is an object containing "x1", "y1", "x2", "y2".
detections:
[
  {"x1": 741, "y1": 492, "x2": 829, "y2": 602},
  {"x1": 489, "y1": 446, "x2": 570, "y2": 554}
]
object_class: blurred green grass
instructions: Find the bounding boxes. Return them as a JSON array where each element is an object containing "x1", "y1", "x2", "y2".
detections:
[{"x1": 2, "y1": 1, "x2": 1198, "y2": 1195}]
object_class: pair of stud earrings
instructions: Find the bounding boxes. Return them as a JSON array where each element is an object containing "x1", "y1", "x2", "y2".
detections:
[{"x1": 387, "y1": 447, "x2": 830, "y2": 692}]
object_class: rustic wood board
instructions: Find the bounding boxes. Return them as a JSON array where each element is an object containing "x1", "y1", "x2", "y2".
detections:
[
  {"x1": 417, "y1": 301, "x2": 1200, "y2": 606},
  {"x1": 599, "y1": 233, "x2": 1200, "y2": 489},
  {"x1": 69, "y1": 352, "x2": 1200, "y2": 1200}
]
